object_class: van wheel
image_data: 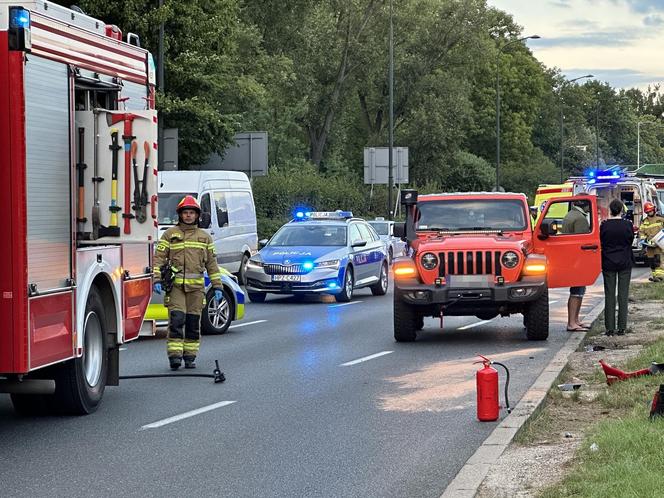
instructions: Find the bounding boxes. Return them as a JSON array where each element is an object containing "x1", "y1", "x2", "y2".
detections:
[
  {"x1": 335, "y1": 267, "x2": 354, "y2": 302},
  {"x1": 54, "y1": 287, "x2": 109, "y2": 414},
  {"x1": 524, "y1": 289, "x2": 549, "y2": 341},
  {"x1": 202, "y1": 287, "x2": 233, "y2": 335},
  {"x1": 248, "y1": 291, "x2": 266, "y2": 303},
  {"x1": 237, "y1": 254, "x2": 250, "y2": 286}
]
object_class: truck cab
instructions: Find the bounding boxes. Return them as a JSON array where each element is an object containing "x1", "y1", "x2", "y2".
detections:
[{"x1": 392, "y1": 190, "x2": 601, "y2": 342}]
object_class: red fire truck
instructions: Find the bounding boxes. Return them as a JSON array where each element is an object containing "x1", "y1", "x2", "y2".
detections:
[{"x1": 0, "y1": 1, "x2": 158, "y2": 414}]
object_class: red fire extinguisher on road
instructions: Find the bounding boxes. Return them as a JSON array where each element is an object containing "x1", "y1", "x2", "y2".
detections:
[{"x1": 476, "y1": 354, "x2": 511, "y2": 422}]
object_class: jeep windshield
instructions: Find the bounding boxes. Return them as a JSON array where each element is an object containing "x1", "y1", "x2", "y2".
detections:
[
  {"x1": 416, "y1": 199, "x2": 527, "y2": 231},
  {"x1": 269, "y1": 225, "x2": 347, "y2": 246}
]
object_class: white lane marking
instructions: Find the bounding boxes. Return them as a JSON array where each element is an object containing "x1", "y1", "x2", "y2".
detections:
[
  {"x1": 119, "y1": 347, "x2": 127, "y2": 351},
  {"x1": 329, "y1": 301, "x2": 363, "y2": 308},
  {"x1": 549, "y1": 300, "x2": 559, "y2": 305},
  {"x1": 228, "y1": 319, "x2": 267, "y2": 330},
  {"x1": 340, "y1": 351, "x2": 393, "y2": 366},
  {"x1": 141, "y1": 401, "x2": 237, "y2": 430},
  {"x1": 457, "y1": 319, "x2": 493, "y2": 330}
]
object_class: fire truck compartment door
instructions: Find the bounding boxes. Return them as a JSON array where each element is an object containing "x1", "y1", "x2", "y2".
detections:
[
  {"x1": 25, "y1": 56, "x2": 72, "y2": 292},
  {"x1": 533, "y1": 195, "x2": 601, "y2": 289}
]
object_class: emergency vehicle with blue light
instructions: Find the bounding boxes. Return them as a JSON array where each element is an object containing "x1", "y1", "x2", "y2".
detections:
[
  {"x1": 392, "y1": 190, "x2": 601, "y2": 342},
  {"x1": 245, "y1": 211, "x2": 389, "y2": 302},
  {"x1": 0, "y1": 2, "x2": 157, "y2": 415}
]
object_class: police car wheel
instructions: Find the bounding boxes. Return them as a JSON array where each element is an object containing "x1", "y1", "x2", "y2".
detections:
[
  {"x1": 371, "y1": 262, "x2": 389, "y2": 296},
  {"x1": 335, "y1": 267, "x2": 354, "y2": 302},
  {"x1": 248, "y1": 291, "x2": 267, "y2": 303},
  {"x1": 202, "y1": 287, "x2": 233, "y2": 335}
]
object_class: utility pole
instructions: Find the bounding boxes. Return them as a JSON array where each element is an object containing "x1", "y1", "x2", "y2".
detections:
[
  {"x1": 157, "y1": 0, "x2": 165, "y2": 171},
  {"x1": 387, "y1": 0, "x2": 394, "y2": 219}
]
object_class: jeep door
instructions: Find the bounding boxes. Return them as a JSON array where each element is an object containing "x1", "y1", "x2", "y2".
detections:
[{"x1": 533, "y1": 195, "x2": 601, "y2": 288}]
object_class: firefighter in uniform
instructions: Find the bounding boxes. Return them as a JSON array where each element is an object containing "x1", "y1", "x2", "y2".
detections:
[
  {"x1": 638, "y1": 201, "x2": 664, "y2": 282},
  {"x1": 153, "y1": 196, "x2": 223, "y2": 369}
]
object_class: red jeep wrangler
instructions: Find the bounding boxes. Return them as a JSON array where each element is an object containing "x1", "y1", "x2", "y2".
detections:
[{"x1": 392, "y1": 190, "x2": 601, "y2": 342}]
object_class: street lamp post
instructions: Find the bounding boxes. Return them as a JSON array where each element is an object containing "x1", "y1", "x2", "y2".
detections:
[
  {"x1": 495, "y1": 35, "x2": 540, "y2": 191},
  {"x1": 387, "y1": 0, "x2": 394, "y2": 219},
  {"x1": 559, "y1": 74, "x2": 593, "y2": 182}
]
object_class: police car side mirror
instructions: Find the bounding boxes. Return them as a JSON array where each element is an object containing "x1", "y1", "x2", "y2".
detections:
[
  {"x1": 258, "y1": 238, "x2": 268, "y2": 248},
  {"x1": 393, "y1": 222, "x2": 405, "y2": 239},
  {"x1": 199, "y1": 212, "x2": 211, "y2": 229},
  {"x1": 351, "y1": 239, "x2": 367, "y2": 248}
]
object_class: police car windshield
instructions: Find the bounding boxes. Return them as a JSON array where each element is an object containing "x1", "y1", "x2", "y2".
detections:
[
  {"x1": 158, "y1": 193, "x2": 197, "y2": 225},
  {"x1": 269, "y1": 225, "x2": 347, "y2": 246},
  {"x1": 368, "y1": 222, "x2": 389, "y2": 235},
  {"x1": 416, "y1": 199, "x2": 527, "y2": 231}
]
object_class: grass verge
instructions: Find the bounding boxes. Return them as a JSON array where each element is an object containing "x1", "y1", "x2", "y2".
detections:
[{"x1": 539, "y1": 338, "x2": 664, "y2": 497}]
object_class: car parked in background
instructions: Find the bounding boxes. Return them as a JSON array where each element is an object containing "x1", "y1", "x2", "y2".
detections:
[{"x1": 368, "y1": 217, "x2": 406, "y2": 263}]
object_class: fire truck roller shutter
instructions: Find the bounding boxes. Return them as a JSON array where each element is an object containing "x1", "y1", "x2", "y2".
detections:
[
  {"x1": 120, "y1": 81, "x2": 150, "y2": 110},
  {"x1": 25, "y1": 56, "x2": 72, "y2": 292}
]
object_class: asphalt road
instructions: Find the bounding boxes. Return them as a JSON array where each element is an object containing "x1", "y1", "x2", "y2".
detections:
[{"x1": 0, "y1": 271, "x2": 645, "y2": 497}]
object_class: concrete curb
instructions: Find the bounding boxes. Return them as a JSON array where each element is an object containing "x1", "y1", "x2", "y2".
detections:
[{"x1": 440, "y1": 299, "x2": 606, "y2": 498}]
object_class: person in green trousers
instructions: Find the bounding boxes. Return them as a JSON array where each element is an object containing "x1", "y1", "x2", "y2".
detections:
[{"x1": 600, "y1": 199, "x2": 634, "y2": 336}]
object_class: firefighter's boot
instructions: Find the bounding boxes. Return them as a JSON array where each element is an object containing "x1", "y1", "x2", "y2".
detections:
[
  {"x1": 183, "y1": 313, "x2": 201, "y2": 370},
  {"x1": 167, "y1": 310, "x2": 186, "y2": 369}
]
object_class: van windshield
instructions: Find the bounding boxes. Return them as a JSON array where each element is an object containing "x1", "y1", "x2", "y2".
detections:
[
  {"x1": 158, "y1": 193, "x2": 197, "y2": 225},
  {"x1": 416, "y1": 199, "x2": 527, "y2": 231}
]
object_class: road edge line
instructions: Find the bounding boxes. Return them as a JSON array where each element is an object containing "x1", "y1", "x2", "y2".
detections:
[{"x1": 439, "y1": 299, "x2": 606, "y2": 498}]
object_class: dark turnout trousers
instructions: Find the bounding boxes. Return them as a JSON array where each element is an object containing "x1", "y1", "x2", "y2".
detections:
[
  {"x1": 603, "y1": 268, "x2": 631, "y2": 332},
  {"x1": 164, "y1": 285, "x2": 205, "y2": 361}
]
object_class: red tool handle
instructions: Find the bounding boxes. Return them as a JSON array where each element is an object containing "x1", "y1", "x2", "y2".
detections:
[{"x1": 151, "y1": 194, "x2": 158, "y2": 219}]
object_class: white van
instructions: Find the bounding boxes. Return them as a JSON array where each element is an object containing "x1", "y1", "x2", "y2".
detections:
[{"x1": 157, "y1": 171, "x2": 258, "y2": 284}]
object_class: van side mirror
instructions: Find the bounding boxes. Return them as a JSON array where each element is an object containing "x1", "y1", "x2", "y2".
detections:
[
  {"x1": 393, "y1": 222, "x2": 405, "y2": 239},
  {"x1": 199, "y1": 212, "x2": 211, "y2": 229},
  {"x1": 258, "y1": 238, "x2": 268, "y2": 248}
]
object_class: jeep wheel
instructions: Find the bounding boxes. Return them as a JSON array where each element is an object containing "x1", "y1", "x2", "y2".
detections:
[
  {"x1": 394, "y1": 293, "x2": 417, "y2": 342},
  {"x1": 524, "y1": 288, "x2": 549, "y2": 341}
]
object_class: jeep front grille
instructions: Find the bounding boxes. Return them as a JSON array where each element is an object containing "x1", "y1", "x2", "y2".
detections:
[
  {"x1": 263, "y1": 263, "x2": 306, "y2": 275},
  {"x1": 437, "y1": 251, "x2": 502, "y2": 276}
]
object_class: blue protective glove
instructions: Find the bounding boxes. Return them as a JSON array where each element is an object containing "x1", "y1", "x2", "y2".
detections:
[
  {"x1": 214, "y1": 289, "x2": 223, "y2": 303},
  {"x1": 153, "y1": 282, "x2": 162, "y2": 294}
]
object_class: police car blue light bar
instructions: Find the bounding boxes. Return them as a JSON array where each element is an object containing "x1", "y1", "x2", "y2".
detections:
[
  {"x1": 585, "y1": 168, "x2": 624, "y2": 183},
  {"x1": 292, "y1": 210, "x2": 353, "y2": 221}
]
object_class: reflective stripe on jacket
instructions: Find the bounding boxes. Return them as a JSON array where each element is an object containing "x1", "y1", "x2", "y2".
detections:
[{"x1": 153, "y1": 223, "x2": 223, "y2": 292}]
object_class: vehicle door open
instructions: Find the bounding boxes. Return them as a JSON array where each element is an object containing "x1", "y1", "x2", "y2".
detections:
[{"x1": 533, "y1": 195, "x2": 601, "y2": 288}]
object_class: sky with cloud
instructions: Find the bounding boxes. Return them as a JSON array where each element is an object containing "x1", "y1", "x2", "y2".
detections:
[{"x1": 487, "y1": 0, "x2": 664, "y2": 89}]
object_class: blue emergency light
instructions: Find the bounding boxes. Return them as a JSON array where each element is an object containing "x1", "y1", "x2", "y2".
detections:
[
  {"x1": 302, "y1": 262, "x2": 314, "y2": 271},
  {"x1": 585, "y1": 168, "x2": 623, "y2": 184},
  {"x1": 9, "y1": 8, "x2": 30, "y2": 29}
]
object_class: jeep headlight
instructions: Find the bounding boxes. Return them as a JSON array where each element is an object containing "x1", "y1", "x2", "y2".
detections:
[
  {"x1": 421, "y1": 252, "x2": 438, "y2": 270},
  {"x1": 247, "y1": 258, "x2": 263, "y2": 269},
  {"x1": 315, "y1": 259, "x2": 340, "y2": 270},
  {"x1": 501, "y1": 251, "x2": 519, "y2": 269}
]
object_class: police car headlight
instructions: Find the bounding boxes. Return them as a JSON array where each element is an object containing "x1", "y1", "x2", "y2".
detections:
[
  {"x1": 247, "y1": 258, "x2": 263, "y2": 269},
  {"x1": 315, "y1": 259, "x2": 340, "y2": 270},
  {"x1": 501, "y1": 251, "x2": 519, "y2": 269},
  {"x1": 421, "y1": 252, "x2": 438, "y2": 270}
]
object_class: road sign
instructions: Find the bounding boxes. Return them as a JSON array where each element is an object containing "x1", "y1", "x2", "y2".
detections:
[{"x1": 364, "y1": 147, "x2": 408, "y2": 184}]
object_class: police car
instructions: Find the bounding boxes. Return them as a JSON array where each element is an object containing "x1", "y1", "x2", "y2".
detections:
[{"x1": 245, "y1": 211, "x2": 389, "y2": 302}]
